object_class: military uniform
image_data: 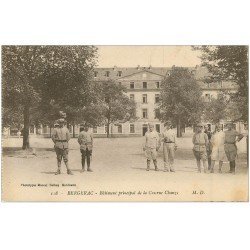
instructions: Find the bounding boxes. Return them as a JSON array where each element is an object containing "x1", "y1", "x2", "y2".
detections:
[
  {"x1": 224, "y1": 128, "x2": 243, "y2": 173},
  {"x1": 162, "y1": 128, "x2": 176, "y2": 172},
  {"x1": 192, "y1": 129, "x2": 209, "y2": 172},
  {"x1": 210, "y1": 130, "x2": 226, "y2": 173},
  {"x1": 52, "y1": 120, "x2": 72, "y2": 175},
  {"x1": 78, "y1": 129, "x2": 93, "y2": 172},
  {"x1": 144, "y1": 130, "x2": 161, "y2": 171},
  {"x1": 204, "y1": 129, "x2": 212, "y2": 169}
]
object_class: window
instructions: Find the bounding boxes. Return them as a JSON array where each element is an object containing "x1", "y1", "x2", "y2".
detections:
[
  {"x1": 117, "y1": 124, "x2": 122, "y2": 133},
  {"x1": 156, "y1": 82, "x2": 160, "y2": 89},
  {"x1": 155, "y1": 124, "x2": 160, "y2": 133},
  {"x1": 94, "y1": 71, "x2": 98, "y2": 77},
  {"x1": 117, "y1": 71, "x2": 122, "y2": 77},
  {"x1": 105, "y1": 125, "x2": 108, "y2": 133},
  {"x1": 155, "y1": 109, "x2": 160, "y2": 119},
  {"x1": 155, "y1": 94, "x2": 160, "y2": 103},
  {"x1": 130, "y1": 94, "x2": 135, "y2": 101},
  {"x1": 130, "y1": 82, "x2": 135, "y2": 89},
  {"x1": 142, "y1": 94, "x2": 147, "y2": 103},
  {"x1": 143, "y1": 82, "x2": 147, "y2": 89},
  {"x1": 142, "y1": 73, "x2": 147, "y2": 78},
  {"x1": 105, "y1": 71, "x2": 110, "y2": 77},
  {"x1": 142, "y1": 109, "x2": 148, "y2": 119},
  {"x1": 93, "y1": 126, "x2": 97, "y2": 133},
  {"x1": 130, "y1": 124, "x2": 135, "y2": 133}
]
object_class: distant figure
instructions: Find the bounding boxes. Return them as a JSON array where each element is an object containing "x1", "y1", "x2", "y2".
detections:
[
  {"x1": 210, "y1": 124, "x2": 225, "y2": 173},
  {"x1": 78, "y1": 124, "x2": 93, "y2": 172},
  {"x1": 224, "y1": 121, "x2": 244, "y2": 174},
  {"x1": 204, "y1": 125, "x2": 212, "y2": 170},
  {"x1": 17, "y1": 130, "x2": 21, "y2": 138},
  {"x1": 143, "y1": 123, "x2": 161, "y2": 171},
  {"x1": 52, "y1": 118, "x2": 73, "y2": 175},
  {"x1": 162, "y1": 121, "x2": 177, "y2": 172},
  {"x1": 192, "y1": 123, "x2": 209, "y2": 173}
]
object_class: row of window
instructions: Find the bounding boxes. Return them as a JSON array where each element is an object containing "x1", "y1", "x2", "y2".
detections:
[
  {"x1": 94, "y1": 71, "x2": 123, "y2": 78},
  {"x1": 142, "y1": 108, "x2": 160, "y2": 119},
  {"x1": 92, "y1": 123, "x2": 161, "y2": 134},
  {"x1": 130, "y1": 82, "x2": 160, "y2": 89},
  {"x1": 129, "y1": 93, "x2": 160, "y2": 103}
]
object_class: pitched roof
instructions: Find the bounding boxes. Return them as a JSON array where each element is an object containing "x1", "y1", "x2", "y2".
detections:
[{"x1": 93, "y1": 66, "x2": 237, "y2": 90}]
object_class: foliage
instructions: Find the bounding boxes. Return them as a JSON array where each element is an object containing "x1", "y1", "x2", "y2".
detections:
[
  {"x1": 159, "y1": 67, "x2": 203, "y2": 136},
  {"x1": 203, "y1": 92, "x2": 242, "y2": 124},
  {"x1": 2, "y1": 46, "x2": 98, "y2": 147},
  {"x1": 97, "y1": 80, "x2": 137, "y2": 137},
  {"x1": 193, "y1": 46, "x2": 248, "y2": 122}
]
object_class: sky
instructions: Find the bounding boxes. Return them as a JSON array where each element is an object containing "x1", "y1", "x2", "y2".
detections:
[{"x1": 96, "y1": 46, "x2": 202, "y2": 68}]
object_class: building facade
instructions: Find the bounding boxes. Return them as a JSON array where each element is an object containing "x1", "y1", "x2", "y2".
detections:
[
  {"x1": 4, "y1": 65, "x2": 245, "y2": 138},
  {"x1": 90, "y1": 65, "x2": 240, "y2": 137}
]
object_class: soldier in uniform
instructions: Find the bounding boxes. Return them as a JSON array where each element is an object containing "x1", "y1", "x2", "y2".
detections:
[
  {"x1": 210, "y1": 123, "x2": 226, "y2": 173},
  {"x1": 52, "y1": 118, "x2": 73, "y2": 175},
  {"x1": 204, "y1": 125, "x2": 212, "y2": 170},
  {"x1": 224, "y1": 121, "x2": 244, "y2": 174},
  {"x1": 78, "y1": 124, "x2": 93, "y2": 172},
  {"x1": 143, "y1": 123, "x2": 161, "y2": 171},
  {"x1": 162, "y1": 121, "x2": 177, "y2": 172},
  {"x1": 192, "y1": 123, "x2": 209, "y2": 173}
]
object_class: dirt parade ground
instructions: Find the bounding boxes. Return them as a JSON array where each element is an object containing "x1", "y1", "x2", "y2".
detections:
[{"x1": 2, "y1": 134, "x2": 248, "y2": 202}]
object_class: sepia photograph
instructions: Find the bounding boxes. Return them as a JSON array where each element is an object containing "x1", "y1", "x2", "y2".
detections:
[{"x1": 1, "y1": 45, "x2": 249, "y2": 201}]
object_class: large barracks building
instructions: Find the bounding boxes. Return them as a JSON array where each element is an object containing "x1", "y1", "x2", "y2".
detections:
[
  {"x1": 89, "y1": 65, "x2": 238, "y2": 137},
  {"x1": 4, "y1": 65, "x2": 243, "y2": 138}
]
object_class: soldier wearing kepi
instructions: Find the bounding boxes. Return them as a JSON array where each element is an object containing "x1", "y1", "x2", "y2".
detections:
[
  {"x1": 192, "y1": 123, "x2": 209, "y2": 173},
  {"x1": 78, "y1": 124, "x2": 93, "y2": 172},
  {"x1": 143, "y1": 123, "x2": 161, "y2": 171},
  {"x1": 162, "y1": 121, "x2": 177, "y2": 172},
  {"x1": 224, "y1": 121, "x2": 244, "y2": 174},
  {"x1": 52, "y1": 118, "x2": 73, "y2": 175}
]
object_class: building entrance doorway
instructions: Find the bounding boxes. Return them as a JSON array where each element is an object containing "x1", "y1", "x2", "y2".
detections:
[{"x1": 142, "y1": 124, "x2": 148, "y2": 136}]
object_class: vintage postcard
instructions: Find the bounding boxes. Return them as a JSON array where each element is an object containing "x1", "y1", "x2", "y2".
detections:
[{"x1": 1, "y1": 45, "x2": 248, "y2": 201}]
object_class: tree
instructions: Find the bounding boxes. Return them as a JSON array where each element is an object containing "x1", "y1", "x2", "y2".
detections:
[
  {"x1": 98, "y1": 80, "x2": 137, "y2": 138},
  {"x1": 159, "y1": 67, "x2": 203, "y2": 137},
  {"x1": 2, "y1": 46, "x2": 48, "y2": 149},
  {"x1": 38, "y1": 46, "x2": 98, "y2": 137},
  {"x1": 193, "y1": 46, "x2": 248, "y2": 122},
  {"x1": 203, "y1": 92, "x2": 242, "y2": 124},
  {"x1": 2, "y1": 46, "x2": 98, "y2": 148}
]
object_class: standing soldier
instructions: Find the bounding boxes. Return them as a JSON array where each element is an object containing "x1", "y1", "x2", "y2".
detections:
[
  {"x1": 204, "y1": 125, "x2": 212, "y2": 170},
  {"x1": 192, "y1": 123, "x2": 209, "y2": 173},
  {"x1": 52, "y1": 118, "x2": 73, "y2": 175},
  {"x1": 78, "y1": 124, "x2": 93, "y2": 172},
  {"x1": 143, "y1": 123, "x2": 161, "y2": 171},
  {"x1": 224, "y1": 121, "x2": 244, "y2": 174},
  {"x1": 162, "y1": 121, "x2": 177, "y2": 172},
  {"x1": 210, "y1": 123, "x2": 226, "y2": 173}
]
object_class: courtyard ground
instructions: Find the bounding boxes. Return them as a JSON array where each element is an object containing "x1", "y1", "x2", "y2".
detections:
[{"x1": 2, "y1": 134, "x2": 248, "y2": 201}]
